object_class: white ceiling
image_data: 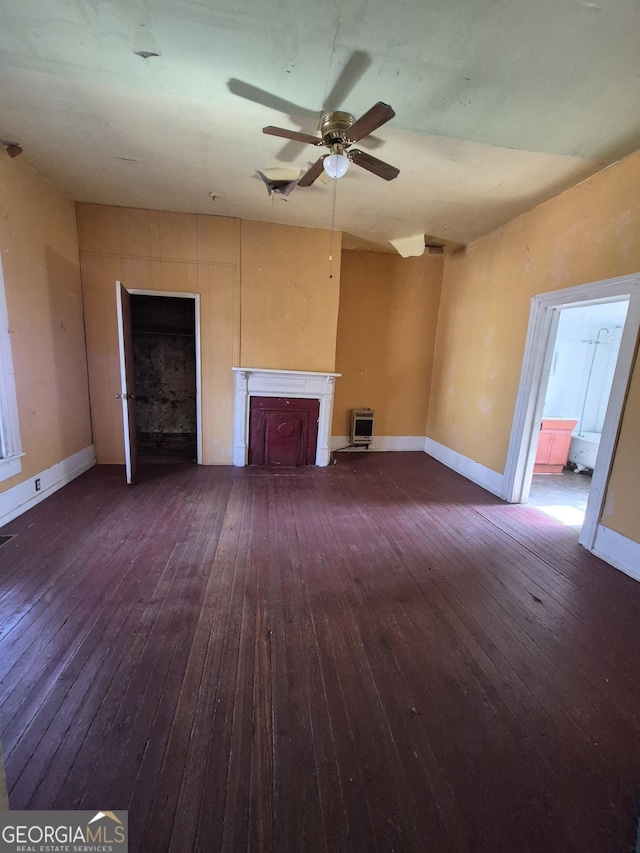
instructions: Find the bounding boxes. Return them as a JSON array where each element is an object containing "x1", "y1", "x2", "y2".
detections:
[{"x1": 1, "y1": 0, "x2": 639, "y2": 253}]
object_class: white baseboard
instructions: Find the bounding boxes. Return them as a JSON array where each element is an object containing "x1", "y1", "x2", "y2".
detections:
[
  {"x1": 591, "y1": 524, "x2": 640, "y2": 582},
  {"x1": 423, "y1": 436, "x2": 505, "y2": 498},
  {"x1": 332, "y1": 434, "x2": 506, "y2": 499},
  {"x1": 0, "y1": 445, "x2": 95, "y2": 528},
  {"x1": 331, "y1": 435, "x2": 426, "y2": 452}
]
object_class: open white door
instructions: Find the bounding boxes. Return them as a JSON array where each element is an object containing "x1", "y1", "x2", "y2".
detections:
[{"x1": 115, "y1": 281, "x2": 137, "y2": 484}]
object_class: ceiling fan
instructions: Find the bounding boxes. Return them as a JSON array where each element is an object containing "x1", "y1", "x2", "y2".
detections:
[{"x1": 263, "y1": 102, "x2": 400, "y2": 186}]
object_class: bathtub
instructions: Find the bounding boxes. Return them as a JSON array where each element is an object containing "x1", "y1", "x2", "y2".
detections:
[{"x1": 568, "y1": 432, "x2": 600, "y2": 471}]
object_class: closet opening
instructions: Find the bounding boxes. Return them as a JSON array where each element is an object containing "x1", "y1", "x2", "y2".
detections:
[{"x1": 130, "y1": 294, "x2": 198, "y2": 463}]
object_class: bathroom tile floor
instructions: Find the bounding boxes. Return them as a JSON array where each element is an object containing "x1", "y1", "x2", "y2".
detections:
[{"x1": 528, "y1": 466, "x2": 592, "y2": 531}]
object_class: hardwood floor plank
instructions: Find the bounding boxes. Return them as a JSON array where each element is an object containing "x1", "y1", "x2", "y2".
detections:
[
  {"x1": 9, "y1": 468, "x2": 227, "y2": 809},
  {"x1": 293, "y1": 472, "x2": 447, "y2": 852},
  {"x1": 1, "y1": 455, "x2": 639, "y2": 852},
  {"x1": 269, "y1": 476, "x2": 340, "y2": 852},
  {"x1": 141, "y1": 475, "x2": 243, "y2": 852}
]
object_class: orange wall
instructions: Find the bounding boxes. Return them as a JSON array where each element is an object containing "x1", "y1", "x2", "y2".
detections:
[
  {"x1": 0, "y1": 155, "x2": 92, "y2": 489},
  {"x1": 240, "y1": 220, "x2": 341, "y2": 372},
  {"x1": 76, "y1": 204, "x2": 239, "y2": 465},
  {"x1": 429, "y1": 149, "x2": 640, "y2": 542},
  {"x1": 333, "y1": 251, "x2": 443, "y2": 436},
  {"x1": 77, "y1": 207, "x2": 341, "y2": 464}
]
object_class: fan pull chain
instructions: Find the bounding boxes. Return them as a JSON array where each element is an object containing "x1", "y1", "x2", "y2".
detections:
[{"x1": 328, "y1": 176, "x2": 338, "y2": 279}]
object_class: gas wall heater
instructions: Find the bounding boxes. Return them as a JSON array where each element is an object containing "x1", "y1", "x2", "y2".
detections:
[{"x1": 351, "y1": 409, "x2": 375, "y2": 446}]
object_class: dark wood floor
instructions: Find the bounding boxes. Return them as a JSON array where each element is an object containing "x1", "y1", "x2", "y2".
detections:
[{"x1": 1, "y1": 453, "x2": 639, "y2": 852}]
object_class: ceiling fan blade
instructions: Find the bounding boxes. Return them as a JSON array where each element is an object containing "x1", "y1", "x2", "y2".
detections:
[
  {"x1": 347, "y1": 102, "x2": 396, "y2": 143},
  {"x1": 349, "y1": 149, "x2": 400, "y2": 181},
  {"x1": 263, "y1": 126, "x2": 322, "y2": 145},
  {"x1": 322, "y1": 50, "x2": 372, "y2": 112},
  {"x1": 297, "y1": 157, "x2": 327, "y2": 187}
]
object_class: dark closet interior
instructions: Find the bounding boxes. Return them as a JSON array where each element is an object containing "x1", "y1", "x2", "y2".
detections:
[{"x1": 130, "y1": 295, "x2": 197, "y2": 462}]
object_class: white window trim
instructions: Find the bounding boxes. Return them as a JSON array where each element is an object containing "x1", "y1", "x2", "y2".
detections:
[{"x1": 0, "y1": 255, "x2": 23, "y2": 481}]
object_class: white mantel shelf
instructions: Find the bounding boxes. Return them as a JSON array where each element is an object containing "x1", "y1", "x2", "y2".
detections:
[{"x1": 232, "y1": 367, "x2": 341, "y2": 467}]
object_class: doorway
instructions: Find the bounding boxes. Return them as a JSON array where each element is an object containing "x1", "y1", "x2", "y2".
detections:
[
  {"x1": 527, "y1": 300, "x2": 629, "y2": 530},
  {"x1": 116, "y1": 283, "x2": 202, "y2": 482},
  {"x1": 503, "y1": 274, "x2": 640, "y2": 551},
  {"x1": 130, "y1": 294, "x2": 198, "y2": 463}
]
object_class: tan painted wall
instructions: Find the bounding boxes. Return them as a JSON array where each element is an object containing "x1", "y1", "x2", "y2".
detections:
[
  {"x1": 0, "y1": 155, "x2": 92, "y2": 490},
  {"x1": 77, "y1": 204, "x2": 239, "y2": 465},
  {"x1": 429, "y1": 149, "x2": 640, "y2": 542},
  {"x1": 239, "y1": 220, "x2": 341, "y2": 372},
  {"x1": 333, "y1": 251, "x2": 444, "y2": 437},
  {"x1": 77, "y1": 207, "x2": 341, "y2": 464},
  {"x1": 602, "y1": 358, "x2": 640, "y2": 538}
]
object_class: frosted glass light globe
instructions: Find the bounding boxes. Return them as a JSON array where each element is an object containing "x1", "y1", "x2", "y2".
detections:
[{"x1": 323, "y1": 153, "x2": 350, "y2": 179}]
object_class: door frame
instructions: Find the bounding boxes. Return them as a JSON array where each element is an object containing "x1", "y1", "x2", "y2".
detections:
[
  {"x1": 125, "y1": 288, "x2": 203, "y2": 465},
  {"x1": 503, "y1": 273, "x2": 640, "y2": 550}
]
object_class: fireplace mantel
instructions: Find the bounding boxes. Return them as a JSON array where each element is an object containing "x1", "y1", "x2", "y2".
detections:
[{"x1": 232, "y1": 367, "x2": 341, "y2": 467}]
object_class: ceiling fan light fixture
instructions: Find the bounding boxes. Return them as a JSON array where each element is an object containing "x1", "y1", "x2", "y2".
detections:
[
  {"x1": 265, "y1": 102, "x2": 398, "y2": 187},
  {"x1": 323, "y1": 147, "x2": 350, "y2": 179}
]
